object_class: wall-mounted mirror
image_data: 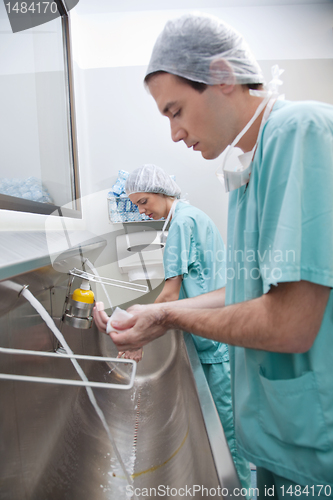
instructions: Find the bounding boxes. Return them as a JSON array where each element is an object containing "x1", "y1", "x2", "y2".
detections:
[{"x1": 0, "y1": 1, "x2": 80, "y2": 217}]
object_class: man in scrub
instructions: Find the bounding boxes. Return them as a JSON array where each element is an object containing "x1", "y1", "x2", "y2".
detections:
[{"x1": 94, "y1": 13, "x2": 333, "y2": 497}]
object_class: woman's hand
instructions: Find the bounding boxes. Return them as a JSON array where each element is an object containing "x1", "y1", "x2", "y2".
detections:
[
  {"x1": 93, "y1": 301, "x2": 109, "y2": 334},
  {"x1": 117, "y1": 348, "x2": 143, "y2": 362}
]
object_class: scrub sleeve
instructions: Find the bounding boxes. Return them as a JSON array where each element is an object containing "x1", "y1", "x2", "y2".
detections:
[
  {"x1": 226, "y1": 100, "x2": 333, "y2": 488},
  {"x1": 164, "y1": 202, "x2": 252, "y2": 494}
]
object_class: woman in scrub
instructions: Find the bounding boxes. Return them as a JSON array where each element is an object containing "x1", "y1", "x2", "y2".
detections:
[{"x1": 124, "y1": 164, "x2": 251, "y2": 492}]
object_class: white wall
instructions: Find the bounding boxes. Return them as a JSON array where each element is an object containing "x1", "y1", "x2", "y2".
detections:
[{"x1": 71, "y1": 0, "x2": 333, "y2": 246}]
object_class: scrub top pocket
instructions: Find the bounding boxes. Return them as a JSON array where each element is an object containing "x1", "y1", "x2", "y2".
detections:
[{"x1": 258, "y1": 367, "x2": 330, "y2": 452}]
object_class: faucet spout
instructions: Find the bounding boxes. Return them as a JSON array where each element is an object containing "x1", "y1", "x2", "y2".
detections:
[
  {"x1": 0, "y1": 281, "x2": 29, "y2": 315},
  {"x1": 0, "y1": 280, "x2": 28, "y2": 296}
]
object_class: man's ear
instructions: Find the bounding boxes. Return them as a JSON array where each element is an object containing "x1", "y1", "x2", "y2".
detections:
[{"x1": 210, "y1": 58, "x2": 236, "y2": 92}]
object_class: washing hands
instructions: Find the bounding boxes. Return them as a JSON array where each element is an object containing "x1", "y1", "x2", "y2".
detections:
[
  {"x1": 107, "y1": 306, "x2": 145, "y2": 362},
  {"x1": 93, "y1": 302, "x2": 144, "y2": 362},
  {"x1": 93, "y1": 301, "x2": 169, "y2": 356}
]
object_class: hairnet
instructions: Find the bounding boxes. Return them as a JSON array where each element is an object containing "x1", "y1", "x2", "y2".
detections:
[
  {"x1": 145, "y1": 12, "x2": 264, "y2": 86},
  {"x1": 125, "y1": 165, "x2": 181, "y2": 198}
]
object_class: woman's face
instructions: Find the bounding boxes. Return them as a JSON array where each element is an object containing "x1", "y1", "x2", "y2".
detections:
[{"x1": 129, "y1": 192, "x2": 173, "y2": 220}]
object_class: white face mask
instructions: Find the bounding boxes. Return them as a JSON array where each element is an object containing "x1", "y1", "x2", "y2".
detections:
[
  {"x1": 216, "y1": 65, "x2": 284, "y2": 193},
  {"x1": 216, "y1": 93, "x2": 272, "y2": 193}
]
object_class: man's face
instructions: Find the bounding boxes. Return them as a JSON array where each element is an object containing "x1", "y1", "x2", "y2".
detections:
[{"x1": 147, "y1": 72, "x2": 237, "y2": 160}]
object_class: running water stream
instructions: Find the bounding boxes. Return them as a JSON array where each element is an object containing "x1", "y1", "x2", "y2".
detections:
[
  {"x1": 84, "y1": 259, "x2": 143, "y2": 480},
  {"x1": 18, "y1": 285, "x2": 137, "y2": 499}
]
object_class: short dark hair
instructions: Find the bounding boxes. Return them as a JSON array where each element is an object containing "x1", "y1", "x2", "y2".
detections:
[{"x1": 144, "y1": 71, "x2": 263, "y2": 93}]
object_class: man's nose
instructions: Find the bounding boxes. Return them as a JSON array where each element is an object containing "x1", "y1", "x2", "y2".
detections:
[{"x1": 171, "y1": 123, "x2": 186, "y2": 143}]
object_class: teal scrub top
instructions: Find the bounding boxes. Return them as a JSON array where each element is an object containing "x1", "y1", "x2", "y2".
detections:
[
  {"x1": 226, "y1": 100, "x2": 333, "y2": 487},
  {"x1": 164, "y1": 201, "x2": 228, "y2": 363}
]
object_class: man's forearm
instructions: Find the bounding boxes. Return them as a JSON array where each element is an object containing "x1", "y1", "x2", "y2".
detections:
[
  {"x1": 161, "y1": 298, "x2": 272, "y2": 350},
  {"x1": 112, "y1": 281, "x2": 329, "y2": 354},
  {"x1": 164, "y1": 287, "x2": 226, "y2": 309},
  {"x1": 160, "y1": 281, "x2": 330, "y2": 353}
]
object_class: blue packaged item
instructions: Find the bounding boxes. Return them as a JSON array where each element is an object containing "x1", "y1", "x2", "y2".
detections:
[
  {"x1": 117, "y1": 200, "x2": 126, "y2": 211},
  {"x1": 111, "y1": 170, "x2": 129, "y2": 196},
  {"x1": 126, "y1": 199, "x2": 132, "y2": 211},
  {"x1": 108, "y1": 170, "x2": 156, "y2": 222},
  {"x1": 112, "y1": 182, "x2": 125, "y2": 196},
  {"x1": 118, "y1": 170, "x2": 129, "y2": 181}
]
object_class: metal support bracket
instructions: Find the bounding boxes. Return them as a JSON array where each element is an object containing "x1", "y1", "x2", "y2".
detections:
[{"x1": 0, "y1": 347, "x2": 136, "y2": 390}]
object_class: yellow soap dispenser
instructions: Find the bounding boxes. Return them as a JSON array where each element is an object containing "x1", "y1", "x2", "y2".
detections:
[
  {"x1": 63, "y1": 280, "x2": 95, "y2": 329},
  {"x1": 72, "y1": 281, "x2": 95, "y2": 304}
]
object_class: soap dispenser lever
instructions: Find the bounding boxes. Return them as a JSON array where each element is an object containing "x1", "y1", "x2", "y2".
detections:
[
  {"x1": 69, "y1": 268, "x2": 148, "y2": 293},
  {"x1": 62, "y1": 268, "x2": 148, "y2": 329}
]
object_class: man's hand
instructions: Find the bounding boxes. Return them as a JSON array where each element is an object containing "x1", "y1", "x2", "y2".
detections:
[
  {"x1": 93, "y1": 302, "x2": 166, "y2": 356},
  {"x1": 109, "y1": 303, "x2": 169, "y2": 352}
]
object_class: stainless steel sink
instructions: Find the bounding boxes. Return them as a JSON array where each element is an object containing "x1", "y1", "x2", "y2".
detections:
[{"x1": 0, "y1": 265, "x2": 242, "y2": 499}]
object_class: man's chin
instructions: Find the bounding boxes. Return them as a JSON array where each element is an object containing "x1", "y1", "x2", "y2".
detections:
[{"x1": 201, "y1": 150, "x2": 218, "y2": 160}]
